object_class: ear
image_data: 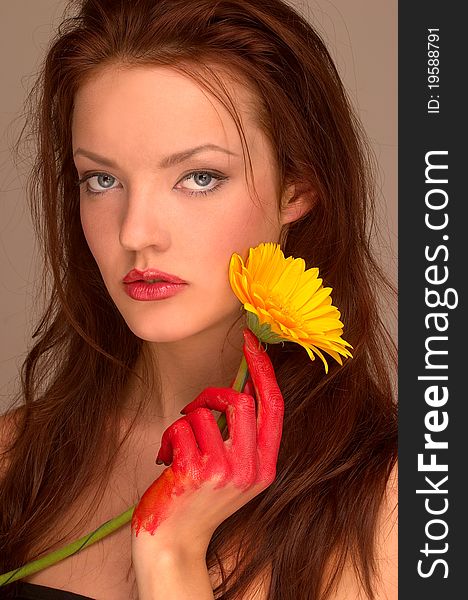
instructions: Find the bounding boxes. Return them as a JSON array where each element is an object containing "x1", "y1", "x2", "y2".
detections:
[{"x1": 279, "y1": 182, "x2": 316, "y2": 225}]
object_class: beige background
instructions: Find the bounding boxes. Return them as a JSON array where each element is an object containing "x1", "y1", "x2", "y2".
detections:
[{"x1": 0, "y1": 0, "x2": 397, "y2": 413}]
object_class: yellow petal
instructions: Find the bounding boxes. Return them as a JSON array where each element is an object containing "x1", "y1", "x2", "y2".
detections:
[{"x1": 228, "y1": 242, "x2": 352, "y2": 372}]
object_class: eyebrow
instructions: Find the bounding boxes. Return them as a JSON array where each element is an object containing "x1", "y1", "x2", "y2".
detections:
[{"x1": 73, "y1": 144, "x2": 238, "y2": 169}]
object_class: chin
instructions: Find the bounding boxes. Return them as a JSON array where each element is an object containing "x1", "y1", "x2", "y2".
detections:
[
  {"x1": 122, "y1": 319, "x2": 195, "y2": 343},
  {"x1": 111, "y1": 284, "x2": 243, "y2": 342},
  {"x1": 122, "y1": 309, "x2": 243, "y2": 345}
]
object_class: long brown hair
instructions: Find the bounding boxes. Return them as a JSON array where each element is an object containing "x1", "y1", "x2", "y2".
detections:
[{"x1": 0, "y1": 1, "x2": 397, "y2": 598}]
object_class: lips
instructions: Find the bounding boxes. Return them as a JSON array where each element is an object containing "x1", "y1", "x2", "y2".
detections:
[
  {"x1": 123, "y1": 268, "x2": 187, "y2": 285},
  {"x1": 123, "y1": 268, "x2": 188, "y2": 302}
]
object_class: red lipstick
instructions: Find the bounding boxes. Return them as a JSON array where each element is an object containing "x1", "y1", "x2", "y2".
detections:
[{"x1": 123, "y1": 268, "x2": 188, "y2": 301}]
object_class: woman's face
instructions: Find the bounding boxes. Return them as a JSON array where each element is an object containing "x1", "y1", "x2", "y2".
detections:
[{"x1": 73, "y1": 65, "x2": 289, "y2": 343}]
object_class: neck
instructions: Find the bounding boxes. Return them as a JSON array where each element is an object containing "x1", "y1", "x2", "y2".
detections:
[{"x1": 122, "y1": 315, "x2": 247, "y2": 424}]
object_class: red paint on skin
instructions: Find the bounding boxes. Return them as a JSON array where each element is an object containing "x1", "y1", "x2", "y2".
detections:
[
  {"x1": 131, "y1": 328, "x2": 284, "y2": 536},
  {"x1": 132, "y1": 468, "x2": 179, "y2": 536},
  {"x1": 132, "y1": 467, "x2": 206, "y2": 536},
  {"x1": 243, "y1": 329, "x2": 284, "y2": 483}
]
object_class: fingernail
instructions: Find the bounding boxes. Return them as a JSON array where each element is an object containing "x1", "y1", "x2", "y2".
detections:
[
  {"x1": 243, "y1": 329, "x2": 260, "y2": 352},
  {"x1": 181, "y1": 400, "x2": 196, "y2": 414},
  {"x1": 244, "y1": 379, "x2": 255, "y2": 397}
]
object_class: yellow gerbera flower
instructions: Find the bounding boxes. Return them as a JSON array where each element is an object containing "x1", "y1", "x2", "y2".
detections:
[{"x1": 229, "y1": 242, "x2": 353, "y2": 374}]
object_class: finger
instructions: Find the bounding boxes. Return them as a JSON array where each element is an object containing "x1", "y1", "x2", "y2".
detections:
[
  {"x1": 184, "y1": 407, "x2": 226, "y2": 457},
  {"x1": 181, "y1": 387, "x2": 257, "y2": 460},
  {"x1": 184, "y1": 389, "x2": 257, "y2": 489},
  {"x1": 242, "y1": 328, "x2": 284, "y2": 482},
  {"x1": 243, "y1": 376, "x2": 256, "y2": 399},
  {"x1": 156, "y1": 417, "x2": 201, "y2": 472},
  {"x1": 181, "y1": 386, "x2": 233, "y2": 414}
]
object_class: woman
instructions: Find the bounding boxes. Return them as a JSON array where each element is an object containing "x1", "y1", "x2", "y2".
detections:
[{"x1": 0, "y1": 0, "x2": 398, "y2": 598}]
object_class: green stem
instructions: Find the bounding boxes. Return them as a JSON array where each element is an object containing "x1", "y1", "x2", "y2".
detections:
[
  {"x1": 0, "y1": 506, "x2": 135, "y2": 585},
  {"x1": 0, "y1": 354, "x2": 250, "y2": 586},
  {"x1": 215, "y1": 353, "x2": 249, "y2": 432}
]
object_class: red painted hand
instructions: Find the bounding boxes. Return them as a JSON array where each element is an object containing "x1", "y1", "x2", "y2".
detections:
[{"x1": 131, "y1": 328, "x2": 284, "y2": 557}]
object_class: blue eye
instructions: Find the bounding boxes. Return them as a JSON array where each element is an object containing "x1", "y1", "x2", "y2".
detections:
[
  {"x1": 179, "y1": 171, "x2": 228, "y2": 196},
  {"x1": 77, "y1": 172, "x2": 120, "y2": 195}
]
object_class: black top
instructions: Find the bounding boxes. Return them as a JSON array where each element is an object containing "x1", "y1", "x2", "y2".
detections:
[{"x1": 0, "y1": 582, "x2": 94, "y2": 600}]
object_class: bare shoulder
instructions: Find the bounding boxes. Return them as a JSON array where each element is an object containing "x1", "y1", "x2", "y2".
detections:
[
  {"x1": 318, "y1": 461, "x2": 398, "y2": 600},
  {"x1": 373, "y1": 461, "x2": 398, "y2": 599},
  {"x1": 379, "y1": 461, "x2": 398, "y2": 535}
]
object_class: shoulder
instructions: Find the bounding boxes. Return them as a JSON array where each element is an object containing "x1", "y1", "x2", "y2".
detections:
[
  {"x1": 373, "y1": 461, "x2": 398, "y2": 599},
  {"x1": 321, "y1": 461, "x2": 398, "y2": 600}
]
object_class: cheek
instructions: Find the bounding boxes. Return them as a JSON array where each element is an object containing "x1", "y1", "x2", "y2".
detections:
[
  {"x1": 79, "y1": 201, "x2": 117, "y2": 268},
  {"x1": 210, "y1": 201, "x2": 281, "y2": 259},
  {"x1": 190, "y1": 202, "x2": 281, "y2": 302}
]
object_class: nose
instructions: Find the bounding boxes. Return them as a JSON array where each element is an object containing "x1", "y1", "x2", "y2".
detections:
[{"x1": 119, "y1": 186, "x2": 171, "y2": 252}]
